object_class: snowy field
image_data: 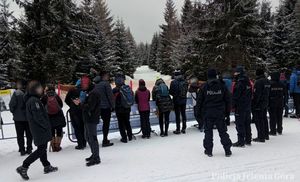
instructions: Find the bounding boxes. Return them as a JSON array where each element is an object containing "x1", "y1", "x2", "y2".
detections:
[{"x1": 1, "y1": 117, "x2": 300, "y2": 182}]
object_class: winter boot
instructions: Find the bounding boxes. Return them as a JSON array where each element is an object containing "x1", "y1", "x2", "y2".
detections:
[
  {"x1": 85, "y1": 155, "x2": 93, "y2": 162},
  {"x1": 102, "y1": 140, "x2": 114, "y2": 147},
  {"x1": 173, "y1": 130, "x2": 181, "y2": 135},
  {"x1": 253, "y1": 138, "x2": 265, "y2": 143},
  {"x1": 245, "y1": 142, "x2": 252, "y2": 146},
  {"x1": 120, "y1": 138, "x2": 128, "y2": 143},
  {"x1": 86, "y1": 157, "x2": 101, "y2": 167},
  {"x1": 225, "y1": 150, "x2": 232, "y2": 157},
  {"x1": 20, "y1": 151, "x2": 27, "y2": 156},
  {"x1": 232, "y1": 142, "x2": 245, "y2": 148},
  {"x1": 16, "y1": 166, "x2": 29, "y2": 180},
  {"x1": 44, "y1": 165, "x2": 58, "y2": 174},
  {"x1": 204, "y1": 150, "x2": 213, "y2": 157}
]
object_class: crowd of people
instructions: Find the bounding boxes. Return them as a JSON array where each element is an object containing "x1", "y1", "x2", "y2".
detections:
[{"x1": 0, "y1": 65, "x2": 299, "y2": 181}]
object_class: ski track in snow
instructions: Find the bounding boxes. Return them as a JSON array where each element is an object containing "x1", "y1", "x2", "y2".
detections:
[{"x1": 1, "y1": 66, "x2": 300, "y2": 182}]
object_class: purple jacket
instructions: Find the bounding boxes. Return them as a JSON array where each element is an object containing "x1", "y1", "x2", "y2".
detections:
[{"x1": 135, "y1": 87, "x2": 150, "y2": 112}]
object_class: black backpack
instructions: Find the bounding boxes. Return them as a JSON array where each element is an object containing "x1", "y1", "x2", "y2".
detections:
[{"x1": 178, "y1": 80, "x2": 188, "y2": 98}]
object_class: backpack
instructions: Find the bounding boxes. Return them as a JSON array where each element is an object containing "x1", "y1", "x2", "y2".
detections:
[
  {"x1": 158, "y1": 83, "x2": 169, "y2": 97},
  {"x1": 120, "y1": 85, "x2": 134, "y2": 108},
  {"x1": 47, "y1": 95, "x2": 61, "y2": 115},
  {"x1": 178, "y1": 80, "x2": 188, "y2": 98}
]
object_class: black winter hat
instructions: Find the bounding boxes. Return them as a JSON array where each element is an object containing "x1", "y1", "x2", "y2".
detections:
[
  {"x1": 174, "y1": 69, "x2": 182, "y2": 76},
  {"x1": 235, "y1": 66, "x2": 245, "y2": 75},
  {"x1": 256, "y1": 68, "x2": 265, "y2": 76},
  {"x1": 207, "y1": 69, "x2": 217, "y2": 79},
  {"x1": 93, "y1": 76, "x2": 101, "y2": 84}
]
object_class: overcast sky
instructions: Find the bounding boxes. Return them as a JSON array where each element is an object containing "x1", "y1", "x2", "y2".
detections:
[{"x1": 10, "y1": 0, "x2": 280, "y2": 43}]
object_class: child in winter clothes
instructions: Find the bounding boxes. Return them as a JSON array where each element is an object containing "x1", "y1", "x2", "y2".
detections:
[
  {"x1": 41, "y1": 85, "x2": 66, "y2": 152},
  {"x1": 135, "y1": 79, "x2": 151, "y2": 138}
]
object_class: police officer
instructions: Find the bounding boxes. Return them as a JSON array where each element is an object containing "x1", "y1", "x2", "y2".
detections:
[
  {"x1": 232, "y1": 66, "x2": 252, "y2": 147},
  {"x1": 252, "y1": 68, "x2": 271, "y2": 143},
  {"x1": 196, "y1": 69, "x2": 232, "y2": 157},
  {"x1": 269, "y1": 72, "x2": 285, "y2": 135}
]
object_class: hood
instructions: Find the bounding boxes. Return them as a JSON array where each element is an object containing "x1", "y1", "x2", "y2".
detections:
[
  {"x1": 155, "y1": 78, "x2": 165, "y2": 86},
  {"x1": 138, "y1": 85, "x2": 147, "y2": 91}
]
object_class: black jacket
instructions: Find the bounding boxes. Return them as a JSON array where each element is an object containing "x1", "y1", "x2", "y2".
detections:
[
  {"x1": 196, "y1": 79, "x2": 231, "y2": 119},
  {"x1": 232, "y1": 75, "x2": 252, "y2": 112},
  {"x1": 152, "y1": 79, "x2": 173, "y2": 113},
  {"x1": 9, "y1": 89, "x2": 27, "y2": 122},
  {"x1": 252, "y1": 75, "x2": 271, "y2": 110},
  {"x1": 96, "y1": 81, "x2": 115, "y2": 109},
  {"x1": 170, "y1": 77, "x2": 188, "y2": 105},
  {"x1": 270, "y1": 77, "x2": 286, "y2": 108},
  {"x1": 82, "y1": 87, "x2": 101, "y2": 124},
  {"x1": 24, "y1": 93, "x2": 52, "y2": 146}
]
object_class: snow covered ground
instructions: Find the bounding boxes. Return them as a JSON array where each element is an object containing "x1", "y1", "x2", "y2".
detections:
[
  {"x1": 1, "y1": 66, "x2": 300, "y2": 181},
  {"x1": 1, "y1": 118, "x2": 300, "y2": 182}
]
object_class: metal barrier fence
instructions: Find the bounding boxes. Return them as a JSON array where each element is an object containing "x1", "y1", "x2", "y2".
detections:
[
  {"x1": 1, "y1": 98, "x2": 295, "y2": 141},
  {"x1": 66, "y1": 99, "x2": 196, "y2": 143}
]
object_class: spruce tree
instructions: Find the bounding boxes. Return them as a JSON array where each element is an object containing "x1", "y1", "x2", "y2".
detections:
[
  {"x1": 272, "y1": 0, "x2": 298, "y2": 69},
  {"x1": 111, "y1": 19, "x2": 137, "y2": 77},
  {"x1": 157, "y1": 0, "x2": 180, "y2": 75},
  {"x1": 259, "y1": 0, "x2": 274, "y2": 70},
  {"x1": 137, "y1": 43, "x2": 150, "y2": 66},
  {"x1": 0, "y1": 0, "x2": 18, "y2": 83},
  {"x1": 149, "y1": 33, "x2": 160, "y2": 70},
  {"x1": 92, "y1": 0, "x2": 114, "y2": 39},
  {"x1": 16, "y1": 0, "x2": 80, "y2": 83}
]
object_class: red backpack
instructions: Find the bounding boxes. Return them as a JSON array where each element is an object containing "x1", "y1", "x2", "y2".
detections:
[{"x1": 47, "y1": 95, "x2": 61, "y2": 115}]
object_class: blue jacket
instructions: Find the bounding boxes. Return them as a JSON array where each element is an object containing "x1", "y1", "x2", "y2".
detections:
[
  {"x1": 223, "y1": 78, "x2": 232, "y2": 93},
  {"x1": 289, "y1": 70, "x2": 300, "y2": 94}
]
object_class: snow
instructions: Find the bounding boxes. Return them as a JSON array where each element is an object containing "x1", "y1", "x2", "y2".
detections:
[
  {"x1": 1, "y1": 66, "x2": 300, "y2": 181},
  {"x1": 1, "y1": 114, "x2": 300, "y2": 181}
]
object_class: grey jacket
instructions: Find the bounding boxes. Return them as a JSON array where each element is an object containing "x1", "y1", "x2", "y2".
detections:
[
  {"x1": 9, "y1": 89, "x2": 27, "y2": 122},
  {"x1": 96, "y1": 81, "x2": 115, "y2": 109}
]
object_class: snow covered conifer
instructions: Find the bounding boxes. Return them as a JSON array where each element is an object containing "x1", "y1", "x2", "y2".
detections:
[
  {"x1": 272, "y1": 0, "x2": 299, "y2": 69},
  {"x1": 157, "y1": 0, "x2": 180, "y2": 75},
  {"x1": 149, "y1": 33, "x2": 160, "y2": 70},
  {"x1": 0, "y1": 0, "x2": 18, "y2": 83}
]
